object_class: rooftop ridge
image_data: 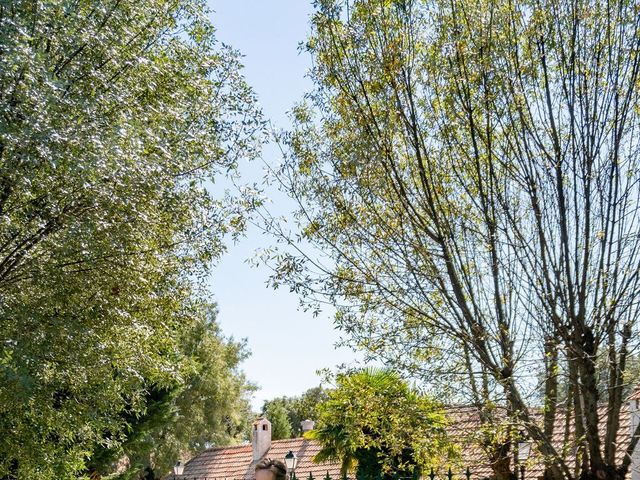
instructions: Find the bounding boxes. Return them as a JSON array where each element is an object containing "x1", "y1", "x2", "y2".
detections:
[
  {"x1": 200, "y1": 436, "x2": 310, "y2": 455},
  {"x1": 201, "y1": 442, "x2": 253, "y2": 453},
  {"x1": 270, "y1": 437, "x2": 307, "y2": 444}
]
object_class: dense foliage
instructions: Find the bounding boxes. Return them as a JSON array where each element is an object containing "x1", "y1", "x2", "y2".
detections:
[
  {"x1": 307, "y1": 369, "x2": 455, "y2": 478},
  {"x1": 261, "y1": 1, "x2": 640, "y2": 480},
  {"x1": 262, "y1": 386, "x2": 328, "y2": 438},
  {"x1": 90, "y1": 306, "x2": 254, "y2": 479},
  {"x1": 264, "y1": 401, "x2": 293, "y2": 441},
  {"x1": 0, "y1": 0, "x2": 262, "y2": 477}
]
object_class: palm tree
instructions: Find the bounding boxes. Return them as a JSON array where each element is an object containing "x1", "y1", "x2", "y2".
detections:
[{"x1": 306, "y1": 368, "x2": 453, "y2": 479}]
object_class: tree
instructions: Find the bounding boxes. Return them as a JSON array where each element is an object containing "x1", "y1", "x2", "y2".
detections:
[
  {"x1": 88, "y1": 305, "x2": 255, "y2": 479},
  {"x1": 264, "y1": 401, "x2": 294, "y2": 441},
  {"x1": 262, "y1": 386, "x2": 328, "y2": 438},
  {"x1": 261, "y1": 2, "x2": 640, "y2": 480},
  {"x1": 0, "y1": 0, "x2": 262, "y2": 477},
  {"x1": 306, "y1": 368, "x2": 455, "y2": 479},
  {"x1": 288, "y1": 386, "x2": 328, "y2": 437}
]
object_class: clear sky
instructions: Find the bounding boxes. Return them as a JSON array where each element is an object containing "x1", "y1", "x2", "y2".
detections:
[{"x1": 206, "y1": 1, "x2": 363, "y2": 411}]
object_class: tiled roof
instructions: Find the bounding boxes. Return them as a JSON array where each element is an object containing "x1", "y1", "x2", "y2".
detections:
[
  {"x1": 168, "y1": 398, "x2": 637, "y2": 480},
  {"x1": 443, "y1": 403, "x2": 634, "y2": 480},
  {"x1": 444, "y1": 406, "x2": 497, "y2": 480},
  {"x1": 530, "y1": 403, "x2": 633, "y2": 478},
  {"x1": 171, "y1": 437, "x2": 341, "y2": 480},
  {"x1": 628, "y1": 387, "x2": 640, "y2": 402}
]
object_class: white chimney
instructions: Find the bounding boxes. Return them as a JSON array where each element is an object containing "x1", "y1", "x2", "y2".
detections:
[
  {"x1": 301, "y1": 419, "x2": 315, "y2": 433},
  {"x1": 630, "y1": 389, "x2": 640, "y2": 480},
  {"x1": 253, "y1": 417, "x2": 272, "y2": 461}
]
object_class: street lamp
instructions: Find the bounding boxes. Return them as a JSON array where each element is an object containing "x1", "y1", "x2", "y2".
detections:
[
  {"x1": 173, "y1": 461, "x2": 185, "y2": 476},
  {"x1": 284, "y1": 450, "x2": 298, "y2": 479},
  {"x1": 516, "y1": 432, "x2": 532, "y2": 480}
]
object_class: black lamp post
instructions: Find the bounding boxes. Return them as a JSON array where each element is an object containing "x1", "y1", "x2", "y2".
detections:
[
  {"x1": 284, "y1": 450, "x2": 298, "y2": 480},
  {"x1": 516, "y1": 432, "x2": 532, "y2": 480}
]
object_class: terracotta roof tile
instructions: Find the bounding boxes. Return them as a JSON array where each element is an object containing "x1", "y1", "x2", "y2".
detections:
[
  {"x1": 167, "y1": 396, "x2": 638, "y2": 480},
  {"x1": 628, "y1": 387, "x2": 640, "y2": 402},
  {"x1": 443, "y1": 402, "x2": 635, "y2": 480},
  {"x1": 169, "y1": 438, "x2": 340, "y2": 480}
]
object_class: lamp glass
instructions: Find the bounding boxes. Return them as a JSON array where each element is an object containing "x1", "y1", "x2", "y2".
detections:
[
  {"x1": 173, "y1": 461, "x2": 184, "y2": 475},
  {"x1": 284, "y1": 450, "x2": 298, "y2": 470},
  {"x1": 517, "y1": 441, "x2": 532, "y2": 463}
]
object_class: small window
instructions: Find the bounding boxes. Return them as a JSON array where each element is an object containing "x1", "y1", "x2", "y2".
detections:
[{"x1": 262, "y1": 424, "x2": 268, "y2": 431}]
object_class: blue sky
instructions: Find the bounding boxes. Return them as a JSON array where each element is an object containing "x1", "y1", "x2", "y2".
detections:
[{"x1": 207, "y1": 1, "x2": 363, "y2": 411}]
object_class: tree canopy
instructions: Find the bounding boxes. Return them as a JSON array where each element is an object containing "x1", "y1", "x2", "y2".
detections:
[
  {"x1": 0, "y1": 0, "x2": 262, "y2": 477},
  {"x1": 89, "y1": 305, "x2": 254, "y2": 479},
  {"x1": 306, "y1": 369, "x2": 455, "y2": 479},
  {"x1": 262, "y1": 386, "x2": 328, "y2": 438},
  {"x1": 261, "y1": 1, "x2": 640, "y2": 480},
  {"x1": 264, "y1": 401, "x2": 294, "y2": 441}
]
